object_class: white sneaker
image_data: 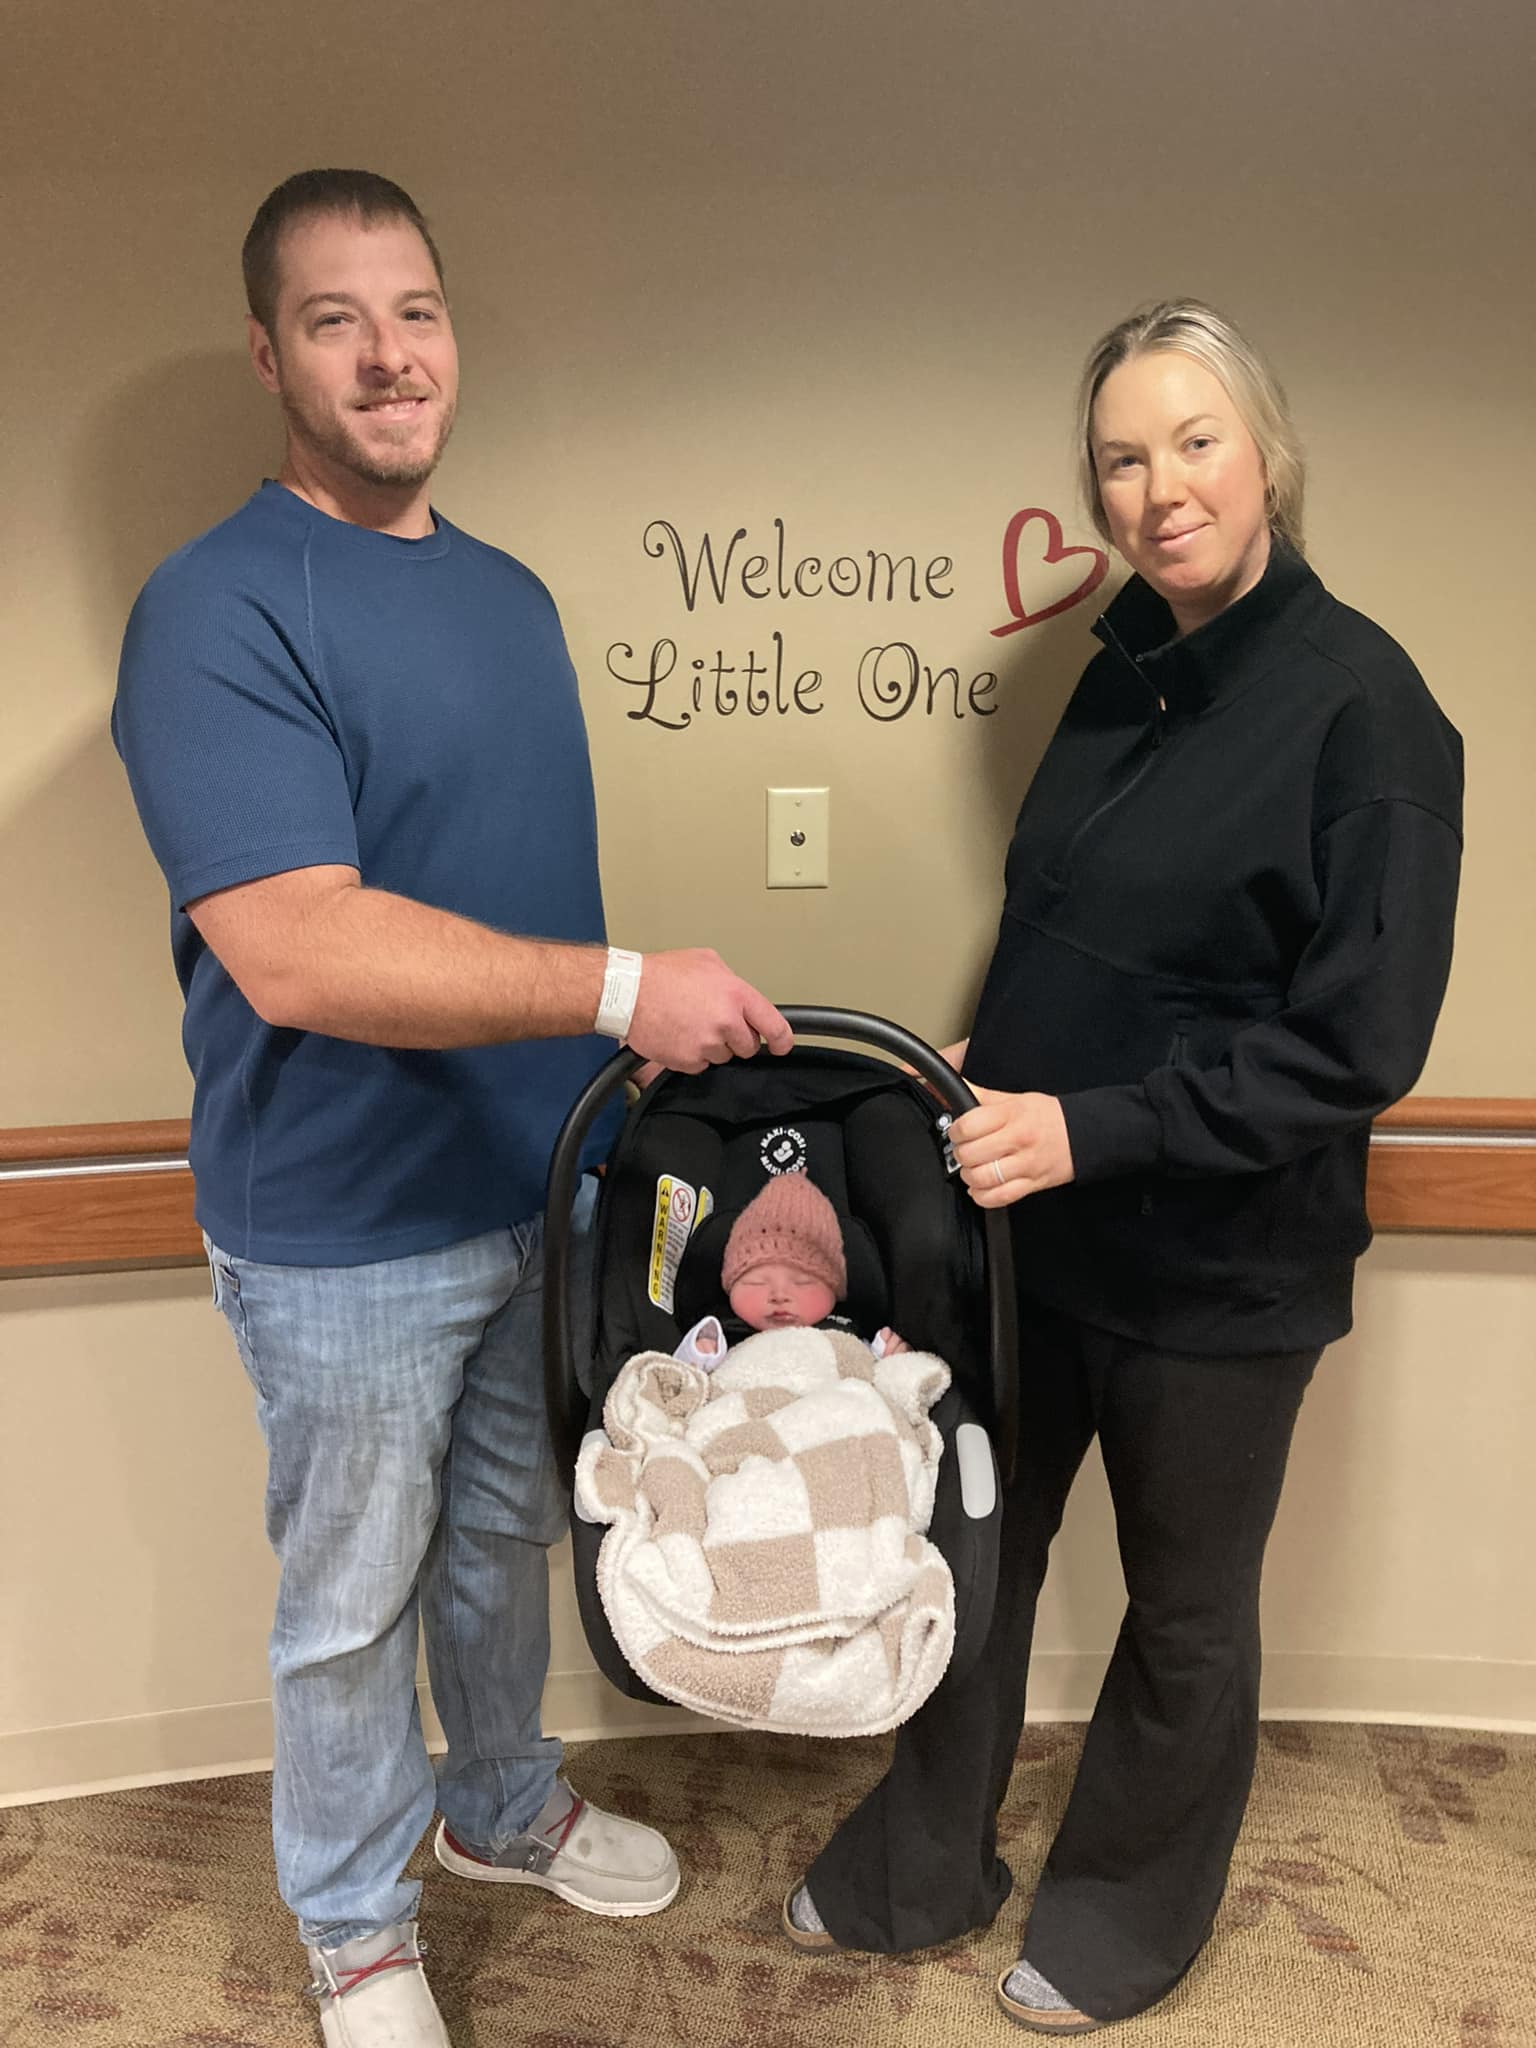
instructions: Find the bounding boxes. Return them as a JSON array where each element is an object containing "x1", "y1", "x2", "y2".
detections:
[
  {"x1": 434, "y1": 1776, "x2": 680, "y2": 1917},
  {"x1": 304, "y1": 1923, "x2": 450, "y2": 2047}
]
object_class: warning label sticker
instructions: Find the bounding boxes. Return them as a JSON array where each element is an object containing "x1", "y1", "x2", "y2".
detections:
[{"x1": 648, "y1": 1175, "x2": 699, "y2": 1313}]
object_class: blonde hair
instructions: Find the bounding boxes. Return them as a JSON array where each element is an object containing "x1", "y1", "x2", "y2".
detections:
[{"x1": 1076, "y1": 299, "x2": 1305, "y2": 555}]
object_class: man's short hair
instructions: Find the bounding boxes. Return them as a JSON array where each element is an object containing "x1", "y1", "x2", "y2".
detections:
[{"x1": 242, "y1": 169, "x2": 445, "y2": 334}]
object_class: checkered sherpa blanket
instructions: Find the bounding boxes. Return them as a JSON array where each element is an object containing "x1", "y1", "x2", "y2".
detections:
[{"x1": 574, "y1": 1325, "x2": 956, "y2": 1736}]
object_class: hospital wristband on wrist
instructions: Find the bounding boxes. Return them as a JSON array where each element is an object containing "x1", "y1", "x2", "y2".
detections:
[{"x1": 595, "y1": 947, "x2": 643, "y2": 1038}]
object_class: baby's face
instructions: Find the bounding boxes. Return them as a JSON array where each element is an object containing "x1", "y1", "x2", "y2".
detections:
[{"x1": 728, "y1": 1261, "x2": 836, "y2": 1332}]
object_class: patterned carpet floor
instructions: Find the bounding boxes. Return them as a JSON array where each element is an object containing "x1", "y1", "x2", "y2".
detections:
[{"x1": 1, "y1": 1722, "x2": 1532, "y2": 2047}]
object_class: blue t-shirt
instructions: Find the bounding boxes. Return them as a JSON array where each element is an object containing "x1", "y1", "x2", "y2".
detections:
[{"x1": 114, "y1": 481, "x2": 616, "y2": 1264}]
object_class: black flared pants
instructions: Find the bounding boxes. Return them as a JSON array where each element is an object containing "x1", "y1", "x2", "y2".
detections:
[{"x1": 807, "y1": 1297, "x2": 1320, "y2": 2023}]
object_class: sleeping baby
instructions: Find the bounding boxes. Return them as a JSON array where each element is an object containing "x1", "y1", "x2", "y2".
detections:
[{"x1": 674, "y1": 1170, "x2": 909, "y2": 1366}]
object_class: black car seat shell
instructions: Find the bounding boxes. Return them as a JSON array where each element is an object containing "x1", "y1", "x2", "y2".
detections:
[{"x1": 543, "y1": 1010, "x2": 1019, "y2": 1713}]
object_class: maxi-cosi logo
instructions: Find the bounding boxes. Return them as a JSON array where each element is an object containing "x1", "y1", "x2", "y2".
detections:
[{"x1": 759, "y1": 1126, "x2": 808, "y2": 1176}]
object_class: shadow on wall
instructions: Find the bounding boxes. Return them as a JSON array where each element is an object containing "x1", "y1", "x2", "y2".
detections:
[
  {"x1": 2, "y1": 353, "x2": 278, "y2": 1125},
  {"x1": 0, "y1": 1262, "x2": 278, "y2": 1788},
  {"x1": 977, "y1": 602, "x2": 1102, "y2": 838},
  {"x1": 943, "y1": 599, "x2": 1113, "y2": 1028},
  {"x1": 77, "y1": 347, "x2": 279, "y2": 666},
  {"x1": 0, "y1": 725, "x2": 191, "y2": 1121}
]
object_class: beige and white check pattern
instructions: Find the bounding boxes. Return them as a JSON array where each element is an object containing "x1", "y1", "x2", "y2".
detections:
[{"x1": 575, "y1": 1325, "x2": 956, "y2": 1736}]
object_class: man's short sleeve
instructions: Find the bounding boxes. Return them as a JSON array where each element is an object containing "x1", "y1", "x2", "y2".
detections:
[{"x1": 113, "y1": 554, "x2": 360, "y2": 909}]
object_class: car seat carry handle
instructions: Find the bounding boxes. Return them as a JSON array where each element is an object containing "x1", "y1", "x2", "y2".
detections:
[{"x1": 542, "y1": 1008, "x2": 1020, "y2": 1491}]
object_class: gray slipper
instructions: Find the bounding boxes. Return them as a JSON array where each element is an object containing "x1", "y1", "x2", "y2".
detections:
[
  {"x1": 995, "y1": 1959, "x2": 1102, "y2": 2034},
  {"x1": 780, "y1": 1882, "x2": 840, "y2": 1953}
]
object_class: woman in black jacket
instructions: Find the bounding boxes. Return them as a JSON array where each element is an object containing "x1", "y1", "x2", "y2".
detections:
[{"x1": 783, "y1": 300, "x2": 1463, "y2": 2032}]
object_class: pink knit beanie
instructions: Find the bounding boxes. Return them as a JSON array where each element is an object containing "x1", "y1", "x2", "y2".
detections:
[{"x1": 721, "y1": 1172, "x2": 847, "y2": 1299}]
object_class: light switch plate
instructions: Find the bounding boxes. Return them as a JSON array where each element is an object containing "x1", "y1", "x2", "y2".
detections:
[{"x1": 766, "y1": 787, "x2": 829, "y2": 888}]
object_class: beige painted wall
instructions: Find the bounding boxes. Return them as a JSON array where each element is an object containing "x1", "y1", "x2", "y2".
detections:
[{"x1": 2, "y1": 1, "x2": 1532, "y2": 1797}]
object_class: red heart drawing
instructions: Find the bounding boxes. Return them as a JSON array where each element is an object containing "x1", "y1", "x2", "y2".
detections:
[{"x1": 991, "y1": 507, "x2": 1108, "y2": 638}]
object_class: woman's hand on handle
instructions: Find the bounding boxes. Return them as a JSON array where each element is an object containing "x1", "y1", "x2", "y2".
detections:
[
  {"x1": 950, "y1": 1086, "x2": 1075, "y2": 1206},
  {"x1": 906, "y1": 1037, "x2": 970, "y2": 1100}
]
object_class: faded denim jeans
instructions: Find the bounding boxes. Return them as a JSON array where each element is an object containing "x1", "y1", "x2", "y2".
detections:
[{"x1": 205, "y1": 1177, "x2": 596, "y2": 1947}]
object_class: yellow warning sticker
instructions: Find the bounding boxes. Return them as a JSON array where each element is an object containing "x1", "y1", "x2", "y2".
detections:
[{"x1": 647, "y1": 1175, "x2": 699, "y2": 1312}]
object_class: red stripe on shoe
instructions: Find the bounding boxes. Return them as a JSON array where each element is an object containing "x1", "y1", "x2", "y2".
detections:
[
  {"x1": 440, "y1": 1826, "x2": 494, "y2": 1866},
  {"x1": 545, "y1": 1794, "x2": 586, "y2": 1855},
  {"x1": 329, "y1": 1943, "x2": 420, "y2": 1998}
]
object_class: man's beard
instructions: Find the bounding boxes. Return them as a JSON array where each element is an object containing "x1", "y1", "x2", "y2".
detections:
[{"x1": 280, "y1": 387, "x2": 456, "y2": 489}]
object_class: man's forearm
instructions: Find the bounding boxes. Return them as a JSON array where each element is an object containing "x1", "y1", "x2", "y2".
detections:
[
  {"x1": 256, "y1": 883, "x2": 607, "y2": 1047},
  {"x1": 195, "y1": 864, "x2": 792, "y2": 1071}
]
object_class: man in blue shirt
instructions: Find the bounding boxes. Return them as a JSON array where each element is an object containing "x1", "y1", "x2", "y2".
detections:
[{"x1": 115, "y1": 169, "x2": 791, "y2": 2048}]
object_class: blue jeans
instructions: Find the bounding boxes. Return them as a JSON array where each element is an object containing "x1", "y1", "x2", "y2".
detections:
[{"x1": 205, "y1": 1180, "x2": 596, "y2": 1948}]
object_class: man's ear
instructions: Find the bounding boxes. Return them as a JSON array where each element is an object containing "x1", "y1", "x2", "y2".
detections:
[{"x1": 247, "y1": 314, "x2": 281, "y2": 395}]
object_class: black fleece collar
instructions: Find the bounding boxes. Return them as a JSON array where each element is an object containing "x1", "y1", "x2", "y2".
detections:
[{"x1": 1092, "y1": 539, "x2": 1328, "y2": 711}]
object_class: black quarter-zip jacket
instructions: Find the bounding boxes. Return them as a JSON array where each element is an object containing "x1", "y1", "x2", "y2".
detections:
[{"x1": 965, "y1": 541, "x2": 1464, "y2": 1353}]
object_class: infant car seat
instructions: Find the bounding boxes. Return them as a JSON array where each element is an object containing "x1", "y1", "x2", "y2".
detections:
[{"x1": 543, "y1": 1008, "x2": 1019, "y2": 1710}]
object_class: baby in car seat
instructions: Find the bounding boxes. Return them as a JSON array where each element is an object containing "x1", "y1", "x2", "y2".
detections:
[
  {"x1": 674, "y1": 1170, "x2": 909, "y2": 1366},
  {"x1": 576, "y1": 1162, "x2": 954, "y2": 1738}
]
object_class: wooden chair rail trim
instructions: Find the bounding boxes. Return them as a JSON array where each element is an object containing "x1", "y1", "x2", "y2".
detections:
[
  {"x1": 1373, "y1": 1097, "x2": 1536, "y2": 1134},
  {"x1": 1, "y1": 1098, "x2": 1533, "y2": 1274},
  {"x1": 3, "y1": 1097, "x2": 1533, "y2": 1170},
  {"x1": 0, "y1": 1120, "x2": 193, "y2": 1165}
]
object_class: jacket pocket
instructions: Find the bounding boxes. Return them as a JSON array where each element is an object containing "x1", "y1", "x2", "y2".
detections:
[
  {"x1": 1135, "y1": 1025, "x2": 1194, "y2": 1216},
  {"x1": 1131, "y1": 1141, "x2": 1369, "y2": 1293},
  {"x1": 1130, "y1": 1171, "x2": 1284, "y2": 1286}
]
